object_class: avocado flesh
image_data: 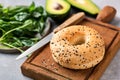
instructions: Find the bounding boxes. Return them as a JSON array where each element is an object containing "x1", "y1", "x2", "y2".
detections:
[
  {"x1": 67, "y1": 0, "x2": 100, "y2": 15},
  {"x1": 45, "y1": 0, "x2": 70, "y2": 20},
  {"x1": 46, "y1": 0, "x2": 70, "y2": 15}
]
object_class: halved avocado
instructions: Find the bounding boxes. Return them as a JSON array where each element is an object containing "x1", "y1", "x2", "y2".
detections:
[
  {"x1": 66, "y1": 0, "x2": 100, "y2": 15},
  {"x1": 45, "y1": 0, "x2": 71, "y2": 21}
]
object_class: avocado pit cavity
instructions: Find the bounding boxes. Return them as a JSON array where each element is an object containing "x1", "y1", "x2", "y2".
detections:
[{"x1": 53, "y1": 3, "x2": 63, "y2": 10}]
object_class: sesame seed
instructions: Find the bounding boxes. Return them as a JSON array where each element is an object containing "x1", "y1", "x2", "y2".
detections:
[
  {"x1": 75, "y1": 54, "x2": 79, "y2": 56},
  {"x1": 83, "y1": 52, "x2": 86, "y2": 54},
  {"x1": 83, "y1": 65, "x2": 85, "y2": 67},
  {"x1": 96, "y1": 36, "x2": 99, "y2": 38},
  {"x1": 75, "y1": 64, "x2": 77, "y2": 65},
  {"x1": 51, "y1": 63, "x2": 54, "y2": 66},
  {"x1": 56, "y1": 51, "x2": 59, "y2": 53},
  {"x1": 94, "y1": 45, "x2": 97, "y2": 48},
  {"x1": 51, "y1": 42, "x2": 54, "y2": 44},
  {"x1": 75, "y1": 50, "x2": 78, "y2": 53},
  {"x1": 62, "y1": 39, "x2": 65, "y2": 41}
]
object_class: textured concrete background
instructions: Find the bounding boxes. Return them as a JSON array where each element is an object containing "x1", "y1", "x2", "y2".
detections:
[{"x1": 0, "y1": 0, "x2": 120, "y2": 80}]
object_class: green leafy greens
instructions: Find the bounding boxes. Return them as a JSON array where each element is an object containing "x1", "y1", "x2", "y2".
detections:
[{"x1": 0, "y1": 2, "x2": 47, "y2": 52}]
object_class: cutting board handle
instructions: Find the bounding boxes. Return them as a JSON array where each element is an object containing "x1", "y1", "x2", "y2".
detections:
[
  {"x1": 96, "y1": 6, "x2": 116, "y2": 23},
  {"x1": 97, "y1": 6, "x2": 120, "y2": 50}
]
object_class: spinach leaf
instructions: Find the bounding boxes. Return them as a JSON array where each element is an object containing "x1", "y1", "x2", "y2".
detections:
[
  {"x1": 29, "y1": 2, "x2": 35, "y2": 13},
  {"x1": 14, "y1": 12, "x2": 30, "y2": 21},
  {"x1": 0, "y1": 2, "x2": 48, "y2": 52}
]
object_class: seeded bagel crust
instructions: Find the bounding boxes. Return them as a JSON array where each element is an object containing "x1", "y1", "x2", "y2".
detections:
[{"x1": 50, "y1": 25, "x2": 105, "y2": 69}]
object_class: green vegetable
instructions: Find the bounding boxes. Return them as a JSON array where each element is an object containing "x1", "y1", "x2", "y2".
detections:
[
  {"x1": 66, "y1": 0, "x2": 100, "y2": 15},
  {"x1": 0, "y1": 2, "x2": 48, "y2": 52},
  {"x1": 45, "y1": 0, "x2": 71, "y2": 21}
]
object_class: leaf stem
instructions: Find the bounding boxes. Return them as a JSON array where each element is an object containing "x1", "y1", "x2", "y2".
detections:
[
  {"x1": 2, "y1": 42, "x2": 24, "y2": 53},
  {"x1": 0, "y1": 20, "x2": 32, "y2": 41}
]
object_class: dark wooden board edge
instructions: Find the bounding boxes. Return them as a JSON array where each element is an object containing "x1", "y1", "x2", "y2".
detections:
[
  {"x1": 88, "y1": 32, "x2": 120, "y2": 80},
  {"x1": 21, "y1": 17, "x2": 120, "y2": 80},
  {"x1": 21, "y1": 62, "x2": 69, "y2": 80},
  {"x1": 85, "y1": 17, "x2": 120, "y2": 31}
]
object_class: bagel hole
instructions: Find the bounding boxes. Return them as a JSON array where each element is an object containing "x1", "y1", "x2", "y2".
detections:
[
  {"x1": 70, "y1": 33, "x2": 85, "y2": 45},
  {"x1": 73, "y1": 37, "x2": 85, "y2": 45}
]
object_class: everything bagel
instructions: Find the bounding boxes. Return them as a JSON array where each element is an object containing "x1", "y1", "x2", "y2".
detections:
[{"x1": 50, "y1": 25, "x2": 105, "y2": 69}]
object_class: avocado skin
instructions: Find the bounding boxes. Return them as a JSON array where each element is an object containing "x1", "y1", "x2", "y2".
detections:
[
  {"x1": 71, "y1": 7, "x2": 97, "y2": 18},
  {"x1": 46, "y1": 10, "x2": 70, "y2": 23},
  {"x1": 66, "y1": 0, "x2": 100, "y2": 15}
]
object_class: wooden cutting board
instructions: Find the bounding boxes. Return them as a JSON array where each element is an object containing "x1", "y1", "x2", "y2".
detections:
[{"x1": 21, "y1": 13, "x2": 120, "y2": 80}]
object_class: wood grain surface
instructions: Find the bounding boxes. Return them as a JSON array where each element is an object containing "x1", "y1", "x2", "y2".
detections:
[{"x1": 21, "y1": 15, "x2": 120, "y2": 80}]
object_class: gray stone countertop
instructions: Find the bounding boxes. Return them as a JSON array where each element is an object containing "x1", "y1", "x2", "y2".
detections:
[{"x1": 0, "y1": 0, "x2": 120, "y2": 80}]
